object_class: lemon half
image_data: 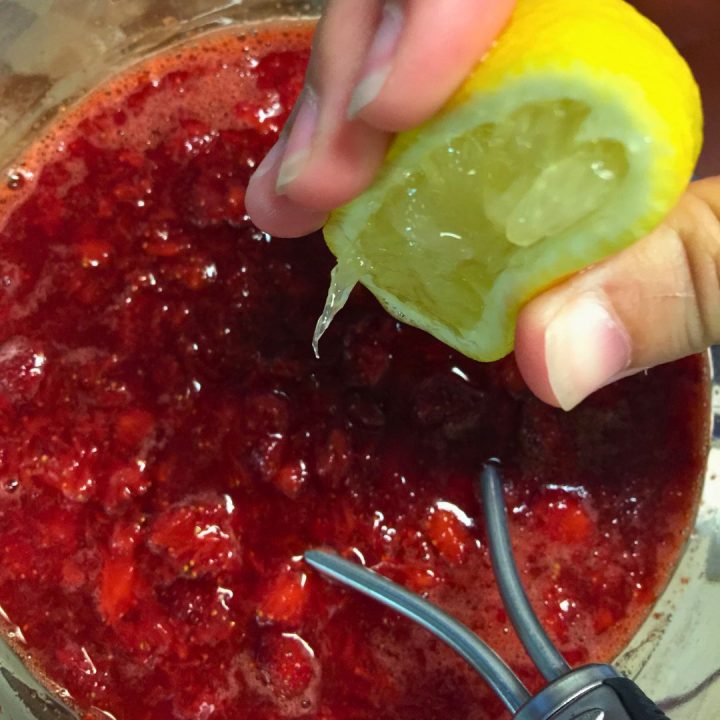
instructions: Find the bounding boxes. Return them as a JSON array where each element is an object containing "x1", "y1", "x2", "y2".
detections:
[{"x1": 316, "y1": 0, "x2": 702, "y2": 361}]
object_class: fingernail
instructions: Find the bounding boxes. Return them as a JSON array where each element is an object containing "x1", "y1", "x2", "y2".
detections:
[
  {"x1": 276, "y1": 89, "x2": 319, "y2": 193},
  {"x1": 252, "y1": 136, "x2": 287, "y2": 181},
  {"x1": 348, "y1": 1, "x2": 404, "y2": 118},
  {"x1": 545, "y1": 293, "x2": 632, "y2": 411}
]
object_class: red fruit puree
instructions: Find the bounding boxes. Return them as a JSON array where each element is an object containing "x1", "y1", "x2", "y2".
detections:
[{"x1": 0, "y1": 22, "x2": 709, "y2": 720}]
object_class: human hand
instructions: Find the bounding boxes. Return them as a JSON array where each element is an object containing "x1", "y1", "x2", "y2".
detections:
[{"x1": 246, "y1": 0, "x2": 720, "y2": 410}]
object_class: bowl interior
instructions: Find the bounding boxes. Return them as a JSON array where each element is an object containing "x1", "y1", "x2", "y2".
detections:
[{"x1": 0, "y1": 2, "x2": 717, "y2": 718}]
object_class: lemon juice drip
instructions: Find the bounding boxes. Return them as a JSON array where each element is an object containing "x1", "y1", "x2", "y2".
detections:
[{"x1": 313, "y1": 260, "x2": 359, "y2": 357}]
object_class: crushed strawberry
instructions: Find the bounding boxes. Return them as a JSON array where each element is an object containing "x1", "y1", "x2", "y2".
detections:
[
  {"x1": 425, "y1": 507, "x2": 473, "y2": 564},
  {"x1": 32, "y1": 447, "x2": 96, "y2": 503},
  {"x1": 258, "y1": 632, "x2": 316, "y2": 698},
  {"x1": 257, "y1": 566, "x2": 310, "y2": 627},
  {"x1": 149, "y1": 498, "x2": 240, "y2": 578},
  {"x1": 315, "y1": 428, "x2": 351, "y2": 488},
  {"x1": 76, "y1": 240, "x2": 112, "y2": 269},
  {"x1": 114, "y1": 409, "x2": 155, "y2": 448},
  {"x1": 593, "y1": 607, "x2": 616, "y2": 634},
  {"x1": 61, "y1": 558, "x2": 86, "y2": 590},
  {"x1": 113, "y1": 602, "x2": 175, "y2": 660},
  {"x1": 404, "y1": 565, "x2": 441, "y2": 593},
  {"x1": 273, "y1": 459, "x2": 308, "y2": 499},
  {"x1": 104, "y1": 464, "x2": 149, "y2": 512},
  {"x1": 342, "y1": 317, "x2": 394, "y2": 387},
  {"x1": 533, "y1": 494, "x2": 593, "y2": 544},
  {"x1": 165, "y1": 581, "x2": 236, "y2": 647},
  {"x1": 55, "y1": 642, "x2": 111, "y2": 700},
  {"x1": 99, "y1": 555, "x2": 136, "y2": 624},
  {"x1": 110, "y1": 517, "x2": 144, "y2": 556},
  {"x1": 32, "y1": 505, "x2": 79, "y2": 551}
]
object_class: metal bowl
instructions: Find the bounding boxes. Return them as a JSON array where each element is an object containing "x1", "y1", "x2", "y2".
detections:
[
  {"x1": 614, "y1": 348, "x2": 720, "y2": 717},
  {"x1": 0, "y1": 1, "x2": 717, "y2": 718}
]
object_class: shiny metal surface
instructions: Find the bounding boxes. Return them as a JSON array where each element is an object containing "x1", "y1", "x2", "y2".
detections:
[
  {"x1": 513, "y1": 665, "x2": 622, "y2": 720},
  {"x1": 615, "y1": 348, "x2": 720, "y2": 718},
  {"x1": 0, "y1": 0, "x2": 323, "y2": 168},
  {"x1": 0, "y1": 2, "x2": 717, "y2": 719}
]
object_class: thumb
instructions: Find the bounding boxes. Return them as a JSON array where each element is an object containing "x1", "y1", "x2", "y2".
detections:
[{"x1": 515, "y1": 176, "x2": 720, "y2": 411}]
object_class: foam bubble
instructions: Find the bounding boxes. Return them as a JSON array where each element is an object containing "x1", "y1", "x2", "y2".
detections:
[{"x1": 0, "y1": 22, "x2": 314, "y2": 224}]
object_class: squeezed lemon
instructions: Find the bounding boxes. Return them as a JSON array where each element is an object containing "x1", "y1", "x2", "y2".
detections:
[{"x1": 316, "y1": 0, "x2": 703, "y2": 361}]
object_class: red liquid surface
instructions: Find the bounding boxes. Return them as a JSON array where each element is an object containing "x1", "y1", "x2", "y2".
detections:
[{"x1": 0, "y1": 24, "x2": 709, "y2": 720}]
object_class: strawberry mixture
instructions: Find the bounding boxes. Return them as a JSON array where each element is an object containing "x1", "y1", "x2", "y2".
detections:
[{"x1": 0, "y1": 23, "x2": 709, "y2": 720}]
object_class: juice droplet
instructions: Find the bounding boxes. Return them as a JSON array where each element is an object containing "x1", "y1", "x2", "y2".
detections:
[{"x1": 312, "y1": 261, "x2": 359, "y2": 358}]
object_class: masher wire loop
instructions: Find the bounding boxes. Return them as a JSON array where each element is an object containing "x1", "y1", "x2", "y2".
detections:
[
  {"x1": 478, "y1": 462, "x2": 571, "y2": 682},
  {"x1": 304, "y1": 550, "x2": 532, "y2": 713},
  {"x1": 305, "y1": 464, "x2": 670, "y2": 720}
]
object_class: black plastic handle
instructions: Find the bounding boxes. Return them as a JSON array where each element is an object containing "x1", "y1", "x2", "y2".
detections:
[{"x1": 604, "y1": 677, "x2": 671, "y2": 720}]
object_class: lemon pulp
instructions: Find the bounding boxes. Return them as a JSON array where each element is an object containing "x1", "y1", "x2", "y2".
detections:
[{"x1": 314, "y1": 99, "x2": 628, "y2": 352}]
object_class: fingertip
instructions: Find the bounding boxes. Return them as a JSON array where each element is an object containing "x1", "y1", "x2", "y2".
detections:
[
  {"x1": 246, "y1": 169, "x2": 327, "y2": 238},
  {"x1": 515, "y1": 304, "x2": 561, "y2": 408}
]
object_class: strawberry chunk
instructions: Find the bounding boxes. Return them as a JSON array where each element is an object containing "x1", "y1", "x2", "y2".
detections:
[
  {"x1": 104, "y1": 464, "x2": 150, "y2": 512},
  {"x1": 426, "y1": 507, "x2": 473, "y2": 564},
  {"x1": 114, "y1": 408, "x2": 155, "y2": 447},
  {"x1": 258, "y1": 632, "x2": 316, "y2": 698},
  {"x1": 533, "y1": 493, "x2": 593, "y2": 544},
  {"x1": 34, "y1": 448, "x2": 96, "y2": 503},
  {"x1": 273, "y1": 459, "x2": 308, "y2": 499},
  {"x1": 404, "y1": 565, "x2": 441, "y2": 593},
  {"x1": 315, "y1": 428, "x2": 351, "y2": 489},
  {"x1": 99, "y1": 555, "x2": 136, "y2": 625},
  {"x1": 110, "y1": 517, "x2": 144, "y2": 556},
  {"x1": 113, "y1": 602, "x2": 174, "y2": 660},
  {"x1": 149, "y1": 498, "x2": 240, "y2": 579},
  {"x1": 165, "y1": 580, "x2": 236, "y2": 647},
  {"x1": 257, "y1": 565, "x2": 310, "y2": 627}
]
